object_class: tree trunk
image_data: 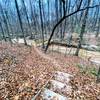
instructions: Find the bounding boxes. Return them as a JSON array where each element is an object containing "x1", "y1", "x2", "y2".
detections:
[
  {"x1": 0, "y1": 22, "x2": 6, "y2": 41},
  {"x1": 39, "y1": 0, "x2": 44, "y2": 48},
  {"x1": 95, "y1": 18, "x2": 100, "y2": 38},
  {"x1": 96, "y1": 66, "x2": 100, "y2": 83},
  {"x1": 21, "y1": 0, "x2": 33, "y2": 39},
  {"x1": 75, "y1": 0, "x2": 91, "y2": 56},
  {"x1": 14, "y1": 0, "x2": 27, "y2": 45},
  {"x1": 5, "y1": 11, "x2": 14, "y2": 38},
  {"x1": 0, "y1": 3, "x2": 12, "y2": 43}
]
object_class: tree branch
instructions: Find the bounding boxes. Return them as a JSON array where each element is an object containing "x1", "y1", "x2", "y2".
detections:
[{"x1": 45, "y1": 4, "x2": 100, "y2": 52}]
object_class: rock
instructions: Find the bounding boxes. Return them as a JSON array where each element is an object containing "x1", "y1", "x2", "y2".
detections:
[
  {"x1": 50, "y1": 80, "x2": 72, "y2": 95},
  {"x1": 41, "y1": 88, "x2": 68, "y2": 100},
  {"x1": 54, "y1": 71, "x2": 73, "y2": 84}
]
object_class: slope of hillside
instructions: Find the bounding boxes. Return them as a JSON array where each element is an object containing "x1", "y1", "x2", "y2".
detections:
[{"x1": 0, "y1": 42, "x2": 100, "y2": 100}]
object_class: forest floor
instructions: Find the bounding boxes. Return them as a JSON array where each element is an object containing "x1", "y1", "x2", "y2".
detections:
[{"x1": 0, "y1": 42, "x2": 100, "y2": 100}]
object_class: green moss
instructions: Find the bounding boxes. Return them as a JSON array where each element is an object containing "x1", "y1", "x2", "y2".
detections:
[
  {"x1": 76, "y1": 64, "x2": 98, "y2": 76},
  {"x1": 90, "y1": 68, "x2": 98, "y2": 76}
]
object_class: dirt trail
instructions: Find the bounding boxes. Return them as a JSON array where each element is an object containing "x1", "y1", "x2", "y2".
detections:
[{"x1": 33, "y1": 46, "x2": 60, "y2": 68}]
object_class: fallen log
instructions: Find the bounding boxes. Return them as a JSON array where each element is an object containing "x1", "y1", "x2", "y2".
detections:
[
  {"x1": 50, "y1": 41, "x2": 78, "y2": 48},
  {"x1": 50, "y1": 41, "x2": 99, "y2": 52}
]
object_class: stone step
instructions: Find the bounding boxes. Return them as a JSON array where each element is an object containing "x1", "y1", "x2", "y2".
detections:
[
  {"x1": 90, "y1": 59, "x2": 100, "y2": 65},
  {"x1": 41, "y1": 88, "x2": 68, "y2": 100},
  {"x1": 54, "y1": 71, "x2": 73, "y2": 84},
  {"x1": 33, "y1": 71, "x2": 73, "y2": 99},
  {"x1": 49, "y1": 80, "x2": 72, "y2": 96},
  {"x1": 50, "y1": 80, "x2": 66, "y2": 89}
]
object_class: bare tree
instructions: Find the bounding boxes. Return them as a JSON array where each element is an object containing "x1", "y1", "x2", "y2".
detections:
[
  {"x1": 0, "y1": 21, "x2": 6, "y2": 41},
  {"x1": 0, "y1": 2, "x2": 12, "y2": 43},
  {"x1": 45, "y1": 0, "x2": 83, "y2": 52},
  {"x1": 75, "y1": 0, "x2": 91, "y2": 56},
  {"x1": 95, "y1": 18, "x2": 100, "y2": 37},
  {"x1": 97, "y1": 66, "x2": 100, "y2": 83},
  {"x1": 29, "y1": 0, "x2": 37, "y2": 34},
  {"x1": 14, "y1": 0, "x2": 27, "y2": 45},
  {"x1": 45, "y1": 0, "x2": 100, "y2": 52},
  {"x1": 39, "y1": 0, "x2": 44, "y2": 48},
  {"x1": 5, "y1": 10, "x2": 14, "y2": 37},
  {"x1": 21, "y1": 0, "x2": 33, "y2": 39}
]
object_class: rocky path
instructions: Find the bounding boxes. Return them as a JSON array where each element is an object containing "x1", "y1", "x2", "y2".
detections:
[
  {"x1": 30, "y1": 44, "x2": 74, "y2": 100},
  {"x1": 41, "y1": 71, "x2": 73, "y2": 100},
  {"x1": 26, "y1": 42, "x2": 71, "y2": 99},
  {"x1": 32, "y1": 71, "x2": 73, "y2": 100},
  {"x1": 10, "y1": 39, "x2": 100, "y2": 99}
]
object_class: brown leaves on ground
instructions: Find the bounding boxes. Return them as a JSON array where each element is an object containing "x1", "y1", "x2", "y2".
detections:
[
  {"x1": 0, "y1": 42, "x2": 55, "y2": 99},
  {"x1": 48, "y1": 51, "x2": 100, "y2": 100},
  {"x1": 0, "y1": 42, "x2": 100, "y2": 100},
  {"x1": 70, "y1": 72, "x2": 100, "y2": 100}
]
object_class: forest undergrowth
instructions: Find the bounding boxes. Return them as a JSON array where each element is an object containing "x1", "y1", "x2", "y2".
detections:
[{"x1": 0, "y1": 42, "x2": 100, "y2": 100}]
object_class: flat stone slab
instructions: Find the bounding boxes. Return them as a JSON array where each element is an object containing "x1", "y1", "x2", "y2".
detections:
[
  {"x1": 54, "y1": 71, "x2": 73, "y2": 84},
  {"x1": 50, "y1": 80, "x2": 72, "y2": 95},
  {"x1": 50, "y1": 80, "x2": 66, "y2": 89},
  {"x1": 41, "y1": 88, "x2": 68, "y2": 100},
  {"x1": 90, "y1": 59, "x2": 100, "y2": 65}
]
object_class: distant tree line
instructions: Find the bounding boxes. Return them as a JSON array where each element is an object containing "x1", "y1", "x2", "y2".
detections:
[{"x1": 0, "y1": 0, "x2": 100, "y2": 55}]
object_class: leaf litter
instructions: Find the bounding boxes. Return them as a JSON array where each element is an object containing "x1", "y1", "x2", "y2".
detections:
[{"x1": 0, "y1": 42, "x2": 100, "y2": 100}]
